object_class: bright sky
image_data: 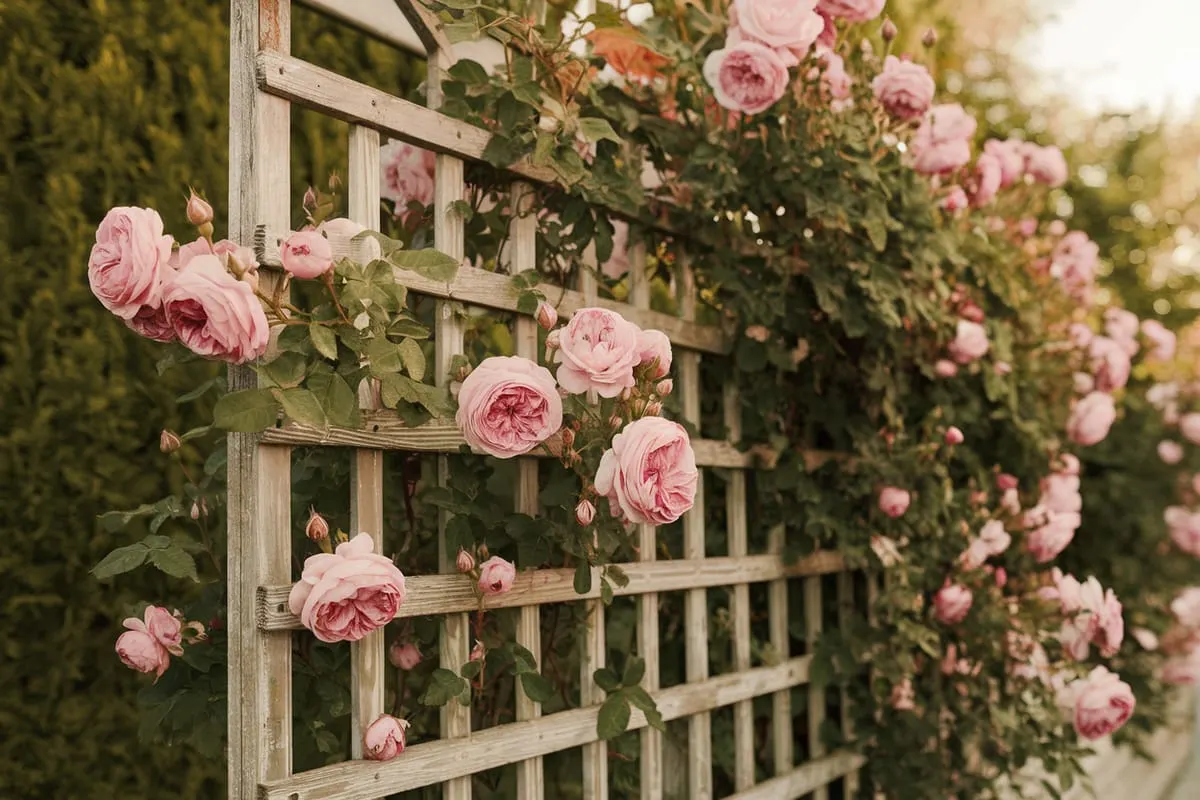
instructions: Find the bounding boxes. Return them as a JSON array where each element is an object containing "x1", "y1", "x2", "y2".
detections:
[{"x1": 1020, "y1": 0, "x2": 1200, "y2": 114}]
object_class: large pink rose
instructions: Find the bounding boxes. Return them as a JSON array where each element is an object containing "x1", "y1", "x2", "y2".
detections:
[
  {"x1": 1067, "y1": 392, "x2": 1116, "y2": 447},
  {"x1": 1141, "y1": 319, "x2": 1177, "y2": 362},
  {"x1": 947, "y1": 319, "x2": 989, "y2": 364},
  {"x1": 595, "y1": 416, "x2": 699, "y2": 525},
  {"x1": 1052, "y1": 231, "x2": 1099, "y2": 302},
  {"x1": 703, "y1": 42, "x2": 790, "y2": 116},
  {"x1": 456, "y1": 356, "x2": 563, "y2": 459},
  {"x1": 555, "y1": 308, "x2": 642, "y2": 397},
  {"x1": 162, "y1": 255, "x2": 269, "y2": 364},
  {"x1": 637, "y1": 329, "x2": 673, "y2": 378},
  {"x1": 933, "y1": 583, "x2": 973, "y2": 625},
  {"x1": 871, "y1": 56, "x2": 934, "y2": 121},
  {"x1": 1067, "y1": 667, "x2": 1135, "y2": 740},
  {"x1": 910, "y1": 104, "x2": 977, "y2": 175},
  {"x1": 287, "y1": 533, "x2": 408, "y2": 643},
  {"x1": 380, "y1": 141, "x2": 435, "y2": 217},
  {"x1": 728, "y1": 0, "x2": 824, "y2": 65},
  {"x1": 1088, "y1": 336, "x2": 1131, "y2": 393},
  {"x1": 983, "y1": 139, "x2": 1025, "y2": 188},
  {"x1": 817, "y1": 0, "x2": 885, "y2": 22},
  {"x1": 1026, "y1": 507, "x2": 1080, "y2": 562},
  {"x1": 88, "y1": 206, "x2": 173, "y2": 319},
  {"x1": 1023, "y1": 143, "x2": 1069, "y2": 187}
]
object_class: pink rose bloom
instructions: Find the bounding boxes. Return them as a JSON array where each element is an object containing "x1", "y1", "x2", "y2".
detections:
[
  {"x1": 1039, "y1": 472, "x2": 1081, "y2": 514},
  {"x1": 1023, "y1": 143, "x2": 1069, "y2": 187},
  {"x1": 958, "y1": 537, "x2": 989, "y2": 570},
  {"x1": 703, "y1": 42, "x2": 790, "y2": 116},
  {"x1": 910, "y1": 104, "x2": 977, "y2": 175},
  {"x1": 1181, "y1": 413, "x2": 1200, "y2": 446},
  {"x1": 173, "y1": 237, "x2": 258, "y2": 275},
  {"x1": 88, "y1": 206, "x2": 173, "y2": 319},
  {"x1": 601, "y1": 219, "x2": 631, "y2": 280},
  {"x1": 944, "y1": 426, "x2": 964, "y2": 445},
  {"x1": 970, "y1": 152, "x2": 1003, "y2": 207},
  {"x1": 281, "y1": 230, "x2": 335, "y2": 280},
  {"x1": 1088, "y1": 336, "x2": 1131, "y2": 393},
  {"x1": 889, "y1": 678, "x2": 915, "y2": 711},
  {"x1": 287, "y1": 532, "x2": 408, "y2": 643},
  {"x1": 1026, "y1": 508, "x2": 1080, "y2": 563},
  {"x1": 878, "y1": 486, "x2": 910, "y2": 518},
  {"x1": 1104, "y1": 307, "x2": 1139, "y2": 344},
  {"x1": 728, "y1": 0, "x2": 824, "y2": 66},
  {"x1": 1067, "y1": 392, "x2": 1116, "y2": 447},
  {"x1": 595, "y1": 416, "x2": 699, "y2": 525},
  {"x1": 815, "y1": 49, "x2": 853, "y2": 106},
  {"x1": 1059, "y1": 453, "x2": 1081, "y2": 475},
  {"x1": 1131, "y1": 627, "x2": 1159, "y2": 651},
  {"x1": 389, "y1": 641, "x2": 422, "y2": 670},
  {"x1": 456, "y1": 356, "x2": 563, "y2": 459},
  {"x1": 934, "y1": 358, "x2": 958, "y2": 377},
  {"x1": 979, "y1": 519, "x2": 1011, "y2": 556},
  {"x1": 1163, "y1": 652, "x2": 1200, "y2": 685},
  {"x1": 1171, "y1": 587, "x2": 1200, "y2": 627},
  {"x1": 115, "y1": 626, "x2": 170, "y2": 679},
  {"x1": 555, "y1": 308, "x2": 642, "y2": 398},
  {"x1": 1052, "y1": 231, "x2": 1099, "y2": 302},
  {"x1": 948, "y1": 319, "x2": 989, "y2": 364},
  {"x1": 478, "y1": 555, "x2": 517, "y2": 595},
  {"x1": 125, "y1": 304, "x2": 176, "y2": 343},
  {"x1": 162, "y1": 255, "x2": 270, "y2": 365},
  {"x1": 871, "y1": 56, "x2": 935, "y2": 122},
  {"x1": 380, "y1": 140, "x2": 435, "y2": 217},
  {"x1": 940, "y1": 187, "x2": 968, "y2": 213},
  {"x1": 934, "y1": 583, "x2": 973, "y2": 625},
  {"x1": 1097, "y1": 588, "x2": 1124, "y2": 657},
  {"x1": 363, "y1": 714, "x2": 409, "y2": 761},
  {"x1": 1141, "y1": 319, "x2": 1177, "y2": 362},
  {"x1": 1159, "y1": 440, "x2": 1184, "y2": 465},
  {"x1": 1167, "y1": 508, "x2": 1200, "y2": 557},
  {"x1": 983, "y1": 139, "x2": 1025, "y2": 188},
  {"x1": 1068, "y1": 322, "x2": 1094, "y2": 350},
  {"x1": 637, "y1": 329, "x2": 673, "y2": 379},
  {"x1": 143, "y1": 606, "x2": 184, "y2": 655},
  {"x1": 1064, "y1": 667, "x2": 1135, "y2": 740},
  {"x1": 817, "y1": 0, "x2": 886, "y2": 22}
]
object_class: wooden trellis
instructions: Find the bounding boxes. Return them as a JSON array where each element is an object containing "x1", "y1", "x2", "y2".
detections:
[{"x1": 226, "y1": 1, "x2": 865, "y2": 798}]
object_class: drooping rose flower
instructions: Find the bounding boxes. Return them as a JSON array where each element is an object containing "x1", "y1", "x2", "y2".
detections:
[
  {"x1": 727, "y1": 0, "x2": 824, "y2": 66},
  {"x1": 288, "y1": 533, "x2": 407, "y2": 643},
  {"x1": 161, "y1": 254, "x2": 270, "y2": 365},
  {"x1": 1059, "y1": 667, "x2": 1135, "y2": 740},
  {"x1": 554, "y1": 308, "x2": 642, "y2": 397},
  {"x1": 595, "y1": 416, "x2": 699, "y2": 525},
  {"x1": 363, "y1": 714, "x2": 410, "y2": 761},
  {"x1": 636, "y1": 329, "x2": 673, "y2": 379},
  {"x1": 144, "y1": 606, "x2": 184, "y2": 655},
  {"x1": 871, "y1": 56, "x2": 935, "y2": 121},
  {"x1": 817, "y1": 0, "x2": 886, "y2": 22},
  {"x1": 1023, "y1": 143, "x2": 1069, "y2": 187},
  {"x1": 934, "y1": 583, "x2": 973, "y2": 624},
  {"x1": 1066, "y1": 392, "x2": 1116, "y2": 447},
  {"x1": 1141, "y1": 319, "x2": 1177, "y2": 362},
  {"x1": 947, "y1": 319, "x2": 989, "y2": 364},
  {"x1": 909, "y1": 104, "x2": 977, "y2": 175},
  {"x1": 703, "y1": 42, "x2": 791, "y2": 116},
  {"x1": 478, "y1": 556, "x2": 517, "y2": 596},
  {"x1": 88, "y1": 206, "x2": 173, "y2": 319},
  {"x1": 455, "y1": 356, "x2": 563, "y2": 459},
  {"x1": 115, "y1": 625, "x2": 171, "y2": 679},
  {"x1": 878, "y1": 486, "x2": 910, "y2": 518},
  {"x1": 380, "y1": 140, "x2": 436, "y2": 218},
  {"x1": 983, "y1": 139, "x2": 1025, "y2": 188}
]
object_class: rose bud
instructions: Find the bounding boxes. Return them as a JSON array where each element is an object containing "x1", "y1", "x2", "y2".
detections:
[
  {"x1": 280, "y1": 230, "x2": 334, "y2": 280},
  {"x1": 160, "y1": 429, "x2": 182, "y2": 454},
  {"x1": 363, "y1": 714, "x2": 409, "y2": 761},
  {"x1": 576, "y1": 499, "x2": 596, "y2": 527},
  {"x1": 560, "y1": 428, "x2": 576, "y2": 449},
  {"x1": 388, "y1": 641, "x2": 422, "y2": 670},
  {"x1": 994, "y1": 567, "x2": 1008, "y2": 588},
  {"x1": 656, "y1": 378, "x2": 674, "y2": 396},
  {"x1": 470, "y1": 639, "x2": 485, "y2": 662},
  {"x1": 881, "y1": 19, "x2": 898, "y2": 42},
  {"x1": 959, "y1": 301, "x2": 984, "y2": 323},
  {"x1": 456, "y1": 548, "x2": 476, "y2": 574},
  {"x1": 190, "y1": 501, "x2": 201, "y2": 521},
  {"x1": 535, "y1": 301, "x2": 558, "y2": 331},
  {"x1": 922, "y1": 28, "x2": 938, "y2": 47},
  {"x1": 609, "y1": 415, "x2": 623, "y2": 430},
  {"x1": 302, "y1": 185, "x2": 318, "y2": 213},
  {"x1": 186, "y1": 189, "x2": 214, "y2": 227},
  {"x1": 944, "y1": 427, "x2": 964, "y2": 445},
  {"x1": 305, "y1": 508, "x2": 330, "y2": 542},
  {"x1": 644, "y1": 400, "x2": 663, "y2": 416},
  {"x1": 478, "y1": 556, "x2": 516, "y2": 595},
  {"x1": 878, "y1": 486, "x2": 911, "y2": 518},
  {"x1": 545, "y1": 330, "x2": 561, "y2": 351}
]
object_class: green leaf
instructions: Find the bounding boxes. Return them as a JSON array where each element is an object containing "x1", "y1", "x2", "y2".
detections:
[
  {"x1": 420, "y1": 668, "x2": 469, "y2": 707},
  {"x1": 625, "y1": 685, "x2": 664, "y2": 732},
  {"x1": 622, "y1": 657, "x2": 646, "y2": 687},
  {"x1": 379, "y1": 373, "x2": 454, "y2": 417},
  {"x1": 510, "y1": 644, "x2": 538, "y2": 675},
  {"x1": 574, "y1": 559, "x2": 593, "y2": 594},
  {"x1": 593, "y1": 667, "x2": 621, "y2": 693},
  {"x1": 175, "y1": 378, "x2": 219, "y2": 403},
  {"x1": 307, "y1": 372, "x2": 360, "y2": 429},
  {"x1": 367, "y1": 338, "x2": 403, "y2": 376},
  {"x1": 398, "y1": 338, "x2": 426, "y2": 382},
  {"x1": 597, "y1": 694, "x2": 631, "y2": 740},
  {"x1": 91, "y1": 543, "x2": 149, "y2": 580},
  {"x1": 149, "y1": 546, "x2": 199, "y2": 581},
  {"x1": 212, "y1": 388, "x2": 281, "y2": 432},
  {"x1": 310, "y1": 324, "x2": 339, "y2": 360},
  {"x1": 390, "y1": 248, "x2": 461, "y2": 284},
  {"x1": 605, "y1": 564, "x2": 629, "y2": 588},
  {"x1": 520, "y1": 672, "x2": 555, "y2": 704},
  {"x1": 274, "y1": 388, "x2": 328, "y2": 429},
  {"x1": 257, "y1": 351, "x2": 307, "y2": 388},
  {"x1": 388, "y1": 316, "x2": 431, "y2": 339},
  {"x1": 448, "y1": 59, "x2": 489, "y2": 85},
  {"x1": 578, "y1": 117, "x2": 622, "y2": 145},
  {"x1": 460, "y1": 660, "x2": 483, "y2": 680}
]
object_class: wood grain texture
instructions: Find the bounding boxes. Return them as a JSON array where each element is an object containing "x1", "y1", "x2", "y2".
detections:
[
  {"x1": 257, "y1": 657, "x2": 813, "y2": 800},
  {"x1": 724, "y1": 381, "x2": 754, "y2": 791},
  {"x1": 228, "y1": 3, "x2": 292, "y2": 798},
  {"x1": 837, "y1": 571, "x2": 859, "y2": 795},
  {"x1": 804, "y1": 576, "x2": 828, "y2": 800},
  {"x1": 768, "y1": 525, "x2": 793, "y2": 775},
  {"x1": 722, "y1": 752, "x2": 867, "y2": 800}
]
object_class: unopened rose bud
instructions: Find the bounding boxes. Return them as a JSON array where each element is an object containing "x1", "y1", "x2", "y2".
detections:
[
  {"x1": 453, "y1": 363, "x2": 472, "y2": 383},
  {"x1": 644, "y1": 400, "x2": 663, "y2": 416},
  {"x1": 388, "y1": 641, "x2": 422, "y2": 670},
  {"x1": 186, "y1": 189, "x2": 214, "y2": 227},
  {"x1": 305, "y1": 508, "x2": 330, "y2": 541},
  {"x1": 994, "y1": 567, "x2": 1007, "y2": 588},
  {"x1": 881, "y1": 19, "x2": 898, "y2": 42},
  {"x1": 656, "y1": 379, "x2": 673, "y2": 396},
  {"x1": 944, "y1": 427, "x2": 964, "y2": 445},
  {"x1": 456, "y1": 548, "x2": 476, "y2": 574},
  {"x1": 922, "y1": 28, "x2": 938, "y2": 48},
  {"x1": 160, "y1": 429, "x2": 182, "y2": 454},
  {"x1": 328, "y1": 173, "x2": 342, "y2": 191},
  {"x1": 470, "y1": 640, "x2": 485, "y2": 662},
  {"x1": 609, "y1": 415, "x2": 623, "y2": 429},
  {"x1": 560, "y1": 428, "x2": 576, "y2": 449},
  {"x1": 576, "y1": 499, "x2": 596, "y2": 527},
  {"x1": 535, "y1": 301, "x2": 558, "y2": 331},
  {"x1": 620, "y1": 387, "x2": 634, "y2": 401},
  {"x1": 302, "y1": 185, "x2": 318, "y2": 212},
  {"x1": 545, "y1": 330, "x2": 561, "y2": 350},
  {"x1": 190, "y1": 501, "x2": 201, "y2": 521}
]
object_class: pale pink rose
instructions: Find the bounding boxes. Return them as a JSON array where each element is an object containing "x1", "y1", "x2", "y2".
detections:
[
  {"x1": 971, "y1": 152, "x2": 1002, "y2": 207},
  {"x1": 1180, "y1": 413, "x2": 1200, "y2": 445},
  {"x1": 1052, "y1": 568, "x2": 1084, "y2": 614},
  {"x1": 1026, "y1": 509, "x2": 1080, "y2": 563},
  {"x1": 380, "y1": 140, "x2": 435, "y2": 217},
  {"x1": 940, "y1": 187, "x2": 968, "y2": 213},
  {"x1": 280, "y1": 230, "x2": 335, "y2": 279},
  {"x1": 1068, "y1": 667, "x2": 1135, "y2": 740},
  {"x1": 601, "y1": 220, "x2": 631, "y2": 280},
  {"x1": 637, "y1": 329, "x2": 673, "y2": 378},
  {"x1": 1023, "y1": 143, "x2": 1069, "y2": 187},
  {"x1": 815, "y1": 49, "x2": 853, "y2": 105},
  {"x1": 211, "y1": 238, "x2": 259, "y2": 273},
  {"x1": 1052, "y1": 232, "x2": 1099, "y2": 303},
  {"x1": 1141, "y1": 319, "x2": 1177, "y2": 362},
  {"x1": 1060, "y1": 617, "x2": 1093, "y2": 661},
  {"x1": 910, "y1": 104, "x2": 977, "y2": 175},
  {"x1": 703, "y1": 42, "x2": 790, "y2": 116},
  {"x1": 890, "y1": 678, "x2": 915, "y2": 711},
  {"x1": 979, "y1": 519, "x2": 1011, "y2": 555},
  {"x1": 115, "y1": 627, "x2": 170, "y2": 679},
  {"x1": 1159, "y1": 440, "x2": 1184, "y2": 465},
  {"x1": 1088, "y1": 336, "x2": 1131, "y2": 393},
  {"x1": 871, "y1": 56, "x2": 935, "y2": 121},
  {"x1": 143, "y1": 606, "x2": 184, "y2": 656},
  {"x1": 388, "y1": 641, "x2": 422, "y2": 670},
  {"x1": 478, "y1": 556, "x2": 517, "y2": 596},
  {"x1": 870, "y1": 534, "x2": 902, "y2": 566},
  {"x1": 287, "y1": 532, "x2": 407, "y2": 643},
  {"x1": 1167, "y1": 508, "x2": 1200, "y2": 557},
  {"x1": 1039, "y1": 472, "x2": 1081, "y2": 514},
  {"x1": 878, "y1": 486, "x2": 910, "y2": 518},
  {"x1": 1104, "y1": 307, "x2": 1139, "y2": 344},
  {"x1": 88, "y1": 206, "x2": 173, "y2": 319},
  {"x1": 595, "y1": 417, "x2": 699, "y2": 525},
  {"x1": 959, "y1": 537, "x2": 989, "y2": 570},
  {"x1": 948, "y1": 319, "x2": 989, "y2": 364},
  {"x1": 161, "y1": 255, "x2": 270, "y2": 365},
  {"x1": 555, "y1": 308, "x2": 642, "y2": 398},
  {"x1": 983, "y1": 139, "x2": 1025, "y2": 188},
  {"x1": 455, "y1": 356, "x2": 563, "y2": 459},
  {"x1": 363, "y1": 714, "x2": 409, "y2": 761},
  {"x1": 1067, "y1": 392, "x2": 1116, "y2": 447},
  {"x1": 124, "y1": 303, "x2": 176, "y2": 343},
  {"x1": 1162, "y1": 652, "x2": 1200, "y2": 684},
  {"x1": 1097, "y1": 589, "x2": 1124, "y2": 657},
  {"x1": 1068, "y1": 322, "x2": 1094, "y2": 350},
  {"x1": 934, "y1": 583, "x2": 973, "y2": 624},
  {"x1": 817, "y1": 0, "x2": 885, "y2": 22},
  {"x1": 1171, "y1": 587, "x2": 1200, "y2": 627},
  {"x1": 728, "y1": 0, "x2": 824, "y2": 65},
  {"x1": 1131, "y1": 627, "x2": 1159, "y2": 651},
  {"x1": 934, "y1": 359, "x2": 958, "y2": 377}
]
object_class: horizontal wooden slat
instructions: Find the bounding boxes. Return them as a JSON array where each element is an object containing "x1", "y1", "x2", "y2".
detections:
[
  {"x1": 723, "y1": 752, "x2": 867, "y2": 800},
  {"x1": 256, "y1": 657, "x2": 812, "y2": 800},
  {"x1": 255, "y1": 227, "x2": 731, "y2": 354},
  {"x1": 258, "y1": 551, "x2": 847, "y2": 631}
]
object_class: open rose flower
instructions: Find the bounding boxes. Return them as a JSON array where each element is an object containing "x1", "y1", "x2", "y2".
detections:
[
  {"x1": 88, "y1": 206, "x2": 173, "y2": 319},
  {"x1": 595, "y1": 417, "x2": 699, "y2": 525},
  {"x1": 637, "y1": 329, "x2": 673, "y2": 378},
  {"x1": 1141, "y1": 319, "x2": 1177, "y2": 362},
  {"x1": 871, "y1": 56, "x2": 935, "y2": 121},
  {"x1": 1026, "y1": 508, "x2": 1080, "y2": 563},
  {"x1": 1059, "y1": 667, "x2": 1135, "y2": 740},
  {"x1": 364, "y1": 714, "x2": 410, "y2": 761},
  {"x1": 1067, "y1": 392, "x2": 1116, "y2": 447},
  {"x1": 478, "y1": 556, "x2": 516, "y2": 596},
  {"x1": 1023, "y1": 143, "x2": 1069, "y2": 187},
  {"x1": 948, "y1": 319, "x2": 989, "y2": 364},
  {"x1": 728, "y1": 0, "x2": 824, "y2": 66},
  {"x1": 456, "y1": 356, "x2": 563, "y2": 459},
  {"x1": 934, "y1": 583, "x2": 973, "y2": 625},
  {"x1": 1039, "y1": 472, "x2": 1081, "y2": 514},
  {"x1": 978, "y1": 519, "x2": 1011, "y2": 556},
  {"x1": 878, "y1": 486, "x2": 910, "y2": 518},
  {"x1": 555, "y1": 308, "x2": 642, "y2": 397},
  {"x1": 161, "y1": 255, "x2": 269, "y2": 364},
  {"x1": 910, "y1": 104, "x2": 977, "y2": 175},
  {"x1": 703, "y1": 42, "x2": 790, "y2": 116},
  {"x1": 1088, "y1": 336, "x2": 1131, "y2": 392},
  {"x1": 984, "y1": 139, "x2": 1025, "y2": 187},
  {"x1": 1052, "y1": 231, "x2": 1099, "y2": 302},
  {"x1": 971, "y1": 152, "x2": 1003, "y2": 207},
  {"x1": 380, "y1": 140, "x2": 435, "y2": 218},
  {"x1": 817, "y1": 0, "x2": 885, "y2": 22},
  {"x1": 115, "y1": 605, "x2": 181, "y2": 679},
  {"x1": 288, "y1": 533, "x2": 407, "y2": 643}
]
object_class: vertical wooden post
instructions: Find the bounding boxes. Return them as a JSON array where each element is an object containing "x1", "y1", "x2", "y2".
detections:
[
  {"x1": 805, "y1": 576, "x2": 828, "y2": 800},
  {"x1": 227, "y1": 2, "x2": 292, "y2": 799},
  {"x1": 838, "y1": 571, "x2": 859, "y2": 794},
  {"x1": 677, "y1": 251, "x2": 712, "y2": 800},
  {"x1": 724, "y1": 382, "x2": 754, "y2": 791},
  {"x1": 768, "y1": 525, "x2": 793, "y2": 776}
]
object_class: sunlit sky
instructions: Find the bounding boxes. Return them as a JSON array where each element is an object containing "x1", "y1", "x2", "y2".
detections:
[{"x1": 1020, "y1": 0, "x2": 1200, "y2": 114}]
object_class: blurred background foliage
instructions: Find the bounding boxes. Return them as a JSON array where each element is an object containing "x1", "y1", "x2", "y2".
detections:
[{"x1": 2, "y1": 0, "x2": 1198, "y2": 796}]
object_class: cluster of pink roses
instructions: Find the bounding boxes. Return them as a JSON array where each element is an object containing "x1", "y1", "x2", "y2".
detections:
[
  {"x1": 1022, "y1": 456, "x2": 1083, "y2": 563},
  {"x1": 1041, "y1": 570, "x2": 1123, "y2": 661},
  {"x1": 116, "y1": 605, "x2": 202, "y2": 679}
]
